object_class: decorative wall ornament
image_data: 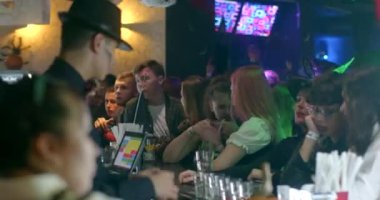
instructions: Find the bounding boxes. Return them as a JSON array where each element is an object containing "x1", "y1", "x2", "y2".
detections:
[{"x1": 0, "y1": 36, "x2": 30, "y2": 70}]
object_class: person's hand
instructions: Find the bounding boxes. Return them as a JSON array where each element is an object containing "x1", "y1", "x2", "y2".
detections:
[
  {"x1": 148, "y1": 170, "x2": 179, "y2": 200},
  {"x1": 178, "y1": 170, "x2": 196, "y2": 184},
  {"x1": 247, "y1": 168, "x2": 264, "y2": 181},
  {"x1": 192, "y1": 120, "x2": 221, "y2": 146},
  {"x1": 94, "y1": 117, "x2": 114, "y2": 130},
  {"x1": 305, "y1": 115, "x2": 318, "y2": 133}
]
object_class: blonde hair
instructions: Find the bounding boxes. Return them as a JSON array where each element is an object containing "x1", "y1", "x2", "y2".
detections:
[
  {"x1": 115, "y1": 72, "x2": 138, "y2": 98},
  {"x1": 116, "y1": 72, "x2": 135, "y2": 84},
  {"x1": 231, "y1": 65, "x2": 279, "y2": 142}
]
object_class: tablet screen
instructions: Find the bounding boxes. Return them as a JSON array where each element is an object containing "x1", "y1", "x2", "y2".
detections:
[{"x1": 113, "y1": 135, "x2": 143, "y2": 169}]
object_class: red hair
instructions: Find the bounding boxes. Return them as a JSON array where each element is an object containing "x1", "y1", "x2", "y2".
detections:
[{"x1": 231, "y1": 65, "x2": 278, "y2": 141}]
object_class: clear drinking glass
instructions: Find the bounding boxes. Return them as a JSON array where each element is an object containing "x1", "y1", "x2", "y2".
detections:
[
  {"x1": 194, "y1": 171, "x2": 206, "y2": 199},
  {"x1": 240, "y1": 181, "x2": 258, "y2": 199},
  {"x1": 101, "y1": 143, "x2": 116, "y2": 167},
  {"x1": 219, "y1": 176, "x2": 230, "y2": 200},
  {"x1": 204, "y1": 173, "x2": 217, "y2": 199},
  {"x1": 195, "y1": 150, "x2": 213, "y2": 172},
  {"x1": 211, "y1": 174, "x2": 223, "y2": 199},
  {"x1": 143, "y1": 137, "x2": 157, "y2": 162}
]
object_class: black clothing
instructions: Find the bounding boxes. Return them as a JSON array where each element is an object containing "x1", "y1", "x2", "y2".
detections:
[
  {"x1": 93, "y1": 165, "x2": 156, "y2": 200},
  {"x1": 269, "y1": 134, "x2": 304, "y2": 173},
  {"x1": 44, "y1": 58, "x2": 86, "y2": 96},
  {"x1": 280, "y1": 135, "x2": 348, "y2": 188},
  {"x1": 122, "y1": 94, "x2": 186, "y2": 160},
  {"x1": 123, "y1": 95, "x2": 185, "y2": 138}
]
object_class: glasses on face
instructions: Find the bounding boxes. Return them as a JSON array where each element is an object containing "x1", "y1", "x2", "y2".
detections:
[{"x1": 308, "y1": 105, "x2": 340, "y2": 117}]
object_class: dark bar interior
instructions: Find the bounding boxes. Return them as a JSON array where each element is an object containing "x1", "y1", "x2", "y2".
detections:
[{"x1": 0, "y1": 0, "x2": 380, "y2": 200}]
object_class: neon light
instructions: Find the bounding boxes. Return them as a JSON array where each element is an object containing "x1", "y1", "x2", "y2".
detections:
[{"x1": 334, "y1": 57, "x2": 355, "y2": 74}]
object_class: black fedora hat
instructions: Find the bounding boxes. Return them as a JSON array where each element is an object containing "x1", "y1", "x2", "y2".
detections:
[{"x1": 59, "y1": 0, "x2": 132, "y2": 51}]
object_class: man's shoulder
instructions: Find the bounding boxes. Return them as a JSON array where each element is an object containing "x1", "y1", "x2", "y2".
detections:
[
  {"x1": 166, "y1": 96, "x2": 184, "y2": 111},
  {"x1": 125, "y1": 97, "x2": 139, "y2": 108}
]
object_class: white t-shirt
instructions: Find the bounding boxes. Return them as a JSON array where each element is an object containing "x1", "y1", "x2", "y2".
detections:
[
  {"x1": 148, "y1": 104, "x2": 170, "y2": 138},
  {"x1": 349, "y1": 123, "x2": 380, "y2": 200}
]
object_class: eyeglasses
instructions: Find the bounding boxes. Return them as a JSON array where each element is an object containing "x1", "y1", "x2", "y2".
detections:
[{"x1": 308, "y1": 105, "x2": 340, "y2": 117}]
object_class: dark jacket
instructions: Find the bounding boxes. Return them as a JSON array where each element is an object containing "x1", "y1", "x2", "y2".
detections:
[
  {"x1": 122, "y1": 94, "x2": 185, "y2": 137},
  {"x1": 280, "y1": 135, "x2": 348, "y2": 188},
  {"x1": 122, "y1": 94, "x2": 185, "y2": 159},
  {"x1": 268, "y1": 134, "x2": 304, "y2": 173},
  {"x1": 44, "y1": 58, "x2": 86, "y2": 96}
]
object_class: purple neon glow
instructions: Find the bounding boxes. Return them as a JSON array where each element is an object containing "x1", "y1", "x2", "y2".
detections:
[{"x1": 236, "y1": 3, "x2": 279, "y2": 36}]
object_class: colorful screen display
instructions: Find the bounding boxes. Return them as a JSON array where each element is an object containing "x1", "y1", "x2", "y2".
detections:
[
  {"x1": 214, "y1": 0, "x2": 279, "y2": 37},
  {"x1": 113, "y1": 135, "x2": 142, "y2": 169},
  {"x1": 215, "y1": 0, "x2": 241, "y2": 33},
  {"x1": 236, "y1": 3, "x2": 278, "y2": 36}
]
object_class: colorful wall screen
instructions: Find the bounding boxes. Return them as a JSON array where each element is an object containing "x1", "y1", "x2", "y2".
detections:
[{"x1": 215, "y1": 0, "x2": 279, "y2": 37}]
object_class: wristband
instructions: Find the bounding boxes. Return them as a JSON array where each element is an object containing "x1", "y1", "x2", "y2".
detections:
[{"x1": 306, "y1": 130, "x2": 320, "y2": 141}]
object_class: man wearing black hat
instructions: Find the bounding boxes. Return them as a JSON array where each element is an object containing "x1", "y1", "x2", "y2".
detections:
[
  {"x1": 44, "y1": 0, "x2": 178, "y2": 200},
  {"x1": 45, "y1": 0, "x2": 131, "y2": 96}
]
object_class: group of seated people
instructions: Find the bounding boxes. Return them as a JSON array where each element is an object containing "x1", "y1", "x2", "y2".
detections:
[{"x1": 2, "y1": 55, "x2": 380, "y2": 200}]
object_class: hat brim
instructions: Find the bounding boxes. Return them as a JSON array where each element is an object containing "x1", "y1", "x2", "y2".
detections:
[{"x1": 59, "y1": 12, "x2": 133, "y2": 51}]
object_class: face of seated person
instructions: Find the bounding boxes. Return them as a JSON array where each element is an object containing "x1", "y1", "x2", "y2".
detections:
[
  {"x1": 105, "y1": 91, "x2": 121, "y2": 118},
  {"x1": 309, "y1": 104, "x2": 343, "y2": 137},
  {"x1": 31, "y1": 96, "x2": 99, "y2": 196},
  {"x1": 294, "y1": 92, "x2": 310, "y2": 125},
  {"x1": 135, "y1": 67, "x2": 164, "y2": 100},
  {"x1": 209, "y1": 91, "x2": 231, "y2": 121},
  {"x1": 114, "y1": 79, "x2": 136, "y2": 106}
]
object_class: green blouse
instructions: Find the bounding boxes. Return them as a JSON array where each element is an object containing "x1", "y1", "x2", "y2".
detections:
[{"x1": 226, "y1": 116, "x2": 271, "y2": 154}]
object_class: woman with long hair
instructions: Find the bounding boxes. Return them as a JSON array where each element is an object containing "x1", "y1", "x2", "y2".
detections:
[
  {"x1": 280, "y1": 71, "x2": 348, "y2": 188},
  {"x1": 163, "y1": 76, "x2": 208, "y2": 163},
  {"x1": 180, "y1": 76, "x2": 206, "y2": 125},
  {"x1": 340, "y1": 68, "x2": 380, "y2": 199},
  {"x1": 247, "y1": 79, "x2": 312, "y2": 184},
  {"x1": 204, "y1": 66, "x2": 278, "y2": 171}
]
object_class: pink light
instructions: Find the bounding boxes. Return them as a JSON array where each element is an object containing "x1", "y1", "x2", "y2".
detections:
[{"x1": 376, "y1": 0, "x2": 380, "y2": 21}]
